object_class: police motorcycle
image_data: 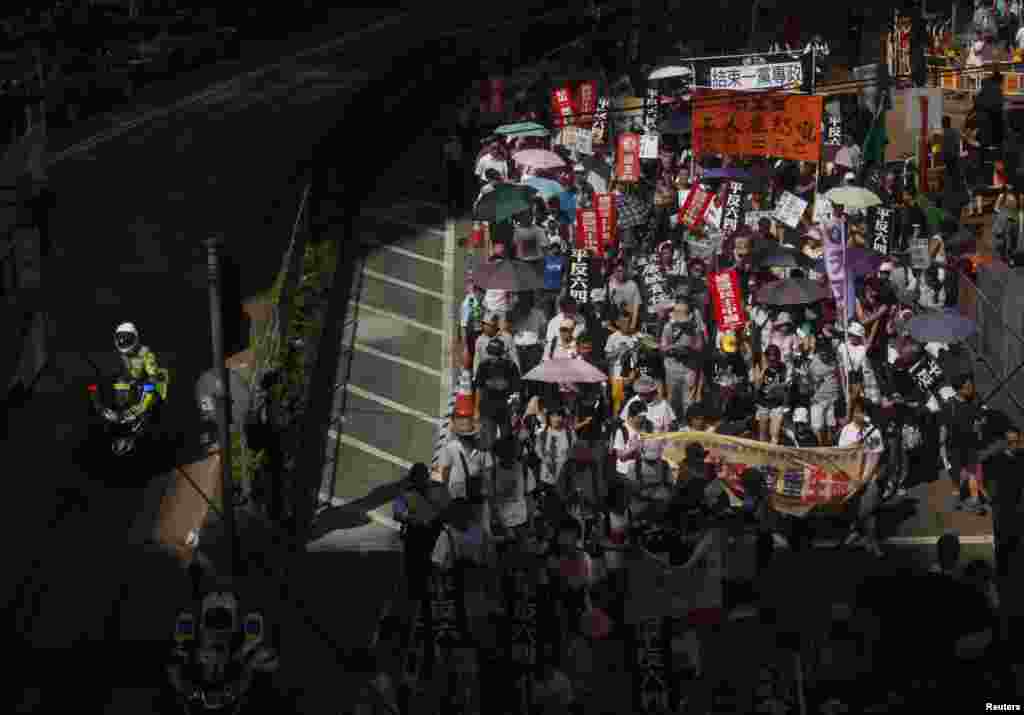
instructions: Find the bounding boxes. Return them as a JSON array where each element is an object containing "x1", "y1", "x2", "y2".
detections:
[
  {"x1": 169, "y1": 591, "x2": 279, "y2": 713},
  {"x1": 86, "y1": 370, "x2": 166, "y2": 458}
]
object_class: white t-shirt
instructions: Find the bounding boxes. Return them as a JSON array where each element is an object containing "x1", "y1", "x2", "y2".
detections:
[
  {"x1": 612, "y1": 421, "x2": 642, "y2": 477},
  {"x1": 484, "y1": 288, "x2": 513, "y2": 315},
  {"x1": 619, "y1": 396, "x2": 676, "y2": 433},
  {"x1": 604, "y1": 332, "x2": 637, "y2": 378},
  {"x1": 545, "y1": 313, "x2": 585, "y2": 344},
  {"x1": 476, "y1": 153, "x2": 508, "y2": 182},
  {"x1": 437, "y1": 440, "x2": 495, "y2": 500},
  {"x1": 838, "y1": 419, "x2": 884, "y2": 479},
  {"x1": 535, "y1": 427, "x2": 573, "y2": 485}
]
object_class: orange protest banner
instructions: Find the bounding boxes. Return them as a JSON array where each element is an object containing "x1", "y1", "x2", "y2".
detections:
[{"x1": 692, "y1": 93, "x2": 823, "y2": 163}]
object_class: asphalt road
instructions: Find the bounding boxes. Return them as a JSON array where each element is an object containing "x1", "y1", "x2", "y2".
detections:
[{"x1": 2, "y1": 6, "x2": 580, "y2": 713}]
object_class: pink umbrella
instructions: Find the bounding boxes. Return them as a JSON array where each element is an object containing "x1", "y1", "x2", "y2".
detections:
[
  {"x1": 522, "y1": 358, "x2": 608, "y2": 384},
  {"x1": 512, "y1": 149, "x2": 567, "y2": 170}
]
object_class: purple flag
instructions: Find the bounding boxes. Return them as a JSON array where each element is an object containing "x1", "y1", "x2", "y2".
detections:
[{"x1": 823, "y1": 220, "x2": 856, "y2": 321}]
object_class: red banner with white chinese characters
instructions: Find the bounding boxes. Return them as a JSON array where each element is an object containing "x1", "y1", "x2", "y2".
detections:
[
  {"x1": 616, "y1": 133, "x2": 641, "y2": 183},
  {"x1": 594, "y1": 193, "x2": 616, "y2": 257},
  {"x1": 709, "y1": 269, "x2": 747, "y2": 331},
  {"x1": 678, "y1": 185, "x2": 714, "y2": 230},
  {"x1": 575, "y1": 208, "x2": 600, "y2": 255},
  {"x1": 489, "y1": 78, "x2": 504, "y2": 116},
  {"x1": 552, "y1": 86, "x2": 576, "y2": 128},
  {"x1": 576, "y1": 80, "x2": 597, "y2": 128}
]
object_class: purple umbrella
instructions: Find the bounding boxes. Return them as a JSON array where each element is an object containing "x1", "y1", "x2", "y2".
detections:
[
  {"x1": 756, "y1": 278, "x2": 830, "y2": 306},
  {"x1": 813, "y1": 246, "x2": 885, "y2": 277},
  {"x1": 522, "y1": 357, "x2": 608, "y2": 384},
  {"x1": 473, "y1": 259, "x2": 546, "y2": 291},
  {"x1": 701, "y1": 168, "x2": 754, "y2": 180}
]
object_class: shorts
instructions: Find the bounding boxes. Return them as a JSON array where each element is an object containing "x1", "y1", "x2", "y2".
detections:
[
  {"x1": 810, "y1": 401, "x2": 836, "y2": 431},
  {"x1": 755, "y1": 404, "x2": 789, "y2": 420}
]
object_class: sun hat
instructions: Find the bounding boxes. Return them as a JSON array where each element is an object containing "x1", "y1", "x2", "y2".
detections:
[{"x1": 847, "y1": 322, "x2": 866, "y2": 338}]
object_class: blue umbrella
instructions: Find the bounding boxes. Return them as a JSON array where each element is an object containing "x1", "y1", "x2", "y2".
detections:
[
  {"x1": 524, "y1": 176, "x2": 566, "y2": 199},
  {"x1": 657, "y1": 113, "x2": 691, "y2": 135}
]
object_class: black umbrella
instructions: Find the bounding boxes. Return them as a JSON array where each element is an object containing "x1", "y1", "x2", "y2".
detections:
[{"x1": 752, "y1": 246, "x2": 818, "y2": 271}]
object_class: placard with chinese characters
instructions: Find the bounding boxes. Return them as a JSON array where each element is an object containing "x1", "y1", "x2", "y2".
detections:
[
  {"x1": 575, "y1": 209, "x2": 600, "y2": 255},
  {"x1": 910, "y1": 237, "x2": 931, "y2": 270},
  {"x1": 745, "y1": 210, "x2": 772, "y2": 228},
  {"x1": 551, "y1": 85, "x2": 576, "y2": 128},
  {"x1": 867, "y1": 205, "x2": 899, "y2": 255},
  {"x1": 721, "y1": 181, "x2": 746, "y2": 234},
  {"x1": 678, "y1": 185, "x2": 714, "y2": 230},
  {"x1": 639, "y1": 133, "x2": 659, "y2": 160},
  {"x1": 710, "y1": 269, "x2": 747, "y2": 331},
  {"x1": 617, "y1": 133, "x2": 641, "y2": 182},
  {"x1": 595, "y1": 193, "x2": 616, "y2": 256},
  {"x1": 773, "y1": 191, "x2": 808, "y2": 229},
  {"x1": 705, "y1": 194, "x2": 723, "y2": 229},
  {"x1": 823, "y1": 112, "x2": 843, "y2": 162},
  {"x1": 592, "y1": 97, "x2": 609, "y2": 145},
  {"x1": 708, "y1": 61, "x2": 803, "y2": 91},
  {"x1": 693, "y1": 94, "x2": 823, "y2": 162},
  {"x1": 576, "y1": 79, "x2": 597, "y2": 128},
  {"x1": 813, "y1": 193, "x2": 834, "y2": 225},
  {"x1": 567, "y1": 248, "x2": 592, "y2": 306}
]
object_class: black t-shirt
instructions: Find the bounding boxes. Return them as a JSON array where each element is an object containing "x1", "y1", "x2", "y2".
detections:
[
  {"x1": 574, "y1": 381, "x2": 607, "y2": 442},
  {"x1": 758, "y1": 365, "x2": 789, "y2": 406},
  {"x1": 634, "y1": 344, "x2": 665, "y2": 382},
  {"x1": 474, "y1": 358, "x2": 521, "y2": 415}
]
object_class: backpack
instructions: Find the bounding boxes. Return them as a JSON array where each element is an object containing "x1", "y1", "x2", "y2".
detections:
[{"x1": 549, "y1": 336, "x2": 559, "y2": 359}]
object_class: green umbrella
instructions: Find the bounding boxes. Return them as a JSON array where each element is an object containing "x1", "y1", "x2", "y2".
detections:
[
  {"x1": 915, "y1": 193, "x2": 951, "y2": 233},
  {"x1": 862, "y1": 111, "x2": 888, "y2": 168},
  {"x1": 474, "y1": 183, "x2": 538, "y2": 224},
  {"x1": 494, "y1": 121, "x2": 550, "y2": 138}
]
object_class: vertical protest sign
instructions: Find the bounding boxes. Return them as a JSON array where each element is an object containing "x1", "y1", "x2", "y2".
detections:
[
  {"x1": 641, "y1": 259, "x2": 671, "y2": 316},
  {"x1": 722, "y1": 181, "x2": 746, "y2": 234},
  {"x1": 567, "y1": 248, "x2": 593, "y2": 307},
  {"x1": 617, "y1": 133, "x2": 641, "y2": 183},
  {"x1": 705, "y1": 194, "x2": 724, "y2": 230},
  {"x1": 709, "y1": 269, "x2": 747, "y2": 331},
  {"x1": 867, "y1": 205, "x2": 896, "y2": 255},
  {"x1": 551, "y1": 85, "x2": 576, "y2": 129},
  {"x1": 576, "y1": 208, "x2": 600, "y2": 255},
  {"x1": 643, "y1": 87, "x2": 660, "y2": 134},
  {"x1": 592, "y1": 96, "x2": 609, "y2": 145},
  {"x1": 678, "y1": 185, "x2": 714, "y2": 230},
  {"x1": 910, "y1": 237, "x2": 931, "y2": 270},
  {"x1": 576, "y1": 79, "x2": 597, "y2": 128},
  {"x1": 823, "y1": 112, "x2": 843, "y2": 162},
  {"x1": 633, "y1": 616, "x2": 673, "y2": 714},
  {"x1": 595, "y1": 192, "x2": 616, "y2": 257},
  {"x1": 813, "y1": 193, "x2": 834, "y2": 225},
  {"x1": 773, "y1": 191, "x2": 808, "y2": 229},
  {"x1": 640, "y1": 132, "x2": 660, "y2": 160}
]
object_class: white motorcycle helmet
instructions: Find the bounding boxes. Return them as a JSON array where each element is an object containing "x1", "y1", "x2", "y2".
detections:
[{"x1": 115, "y1": 322, "x2": 140, "y2": 354}]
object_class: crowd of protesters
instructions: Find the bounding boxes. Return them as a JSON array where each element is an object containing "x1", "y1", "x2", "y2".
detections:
[{"x1": 376, "y1": 82, "x2": 1024, "y2": 712}]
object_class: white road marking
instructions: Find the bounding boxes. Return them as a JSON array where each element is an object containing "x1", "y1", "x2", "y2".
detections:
[
  {"x1": 362, "y1": 268, "x2": 444, "y2": 300},
  {"x1": 392, "y1": 198, "x2": 447, "y2": 212},
  {"x1": 335, "y1": 432, "x2": 412, "y2": 472},
  {"x1": 345, "y1": 383, "x2": 438, "y2": 426},
  {"x1": 440, "y1": 217, "x2": 456, "y2": 420},
  {"x1": 356, "y1": 302, "x2": 444, "y2": 336},
  {"x1": 360, "y1": 236, "x2": 445, "y2": 267},
  {"x1": 353, "y1": 342, "x2": 442, "y2": 378},
  {"x1": 50, "y1": 12, "x2": 412, "y2": 164}
]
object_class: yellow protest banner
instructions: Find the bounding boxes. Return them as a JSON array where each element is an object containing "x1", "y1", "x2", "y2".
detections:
[{"x1": 643, "y1": 431, "x2": 868, "y2": 517}]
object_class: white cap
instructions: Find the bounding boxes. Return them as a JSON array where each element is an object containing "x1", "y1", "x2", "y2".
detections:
[
  {"x1": 793, "y1": 407, "x2": 810, "y2": 424},
  {"x1": 847, "y1": 322, "x2": 866, "y2": 338},
  {"x1": 115, "y1": 322, "x2": 138, "y2": 335},
  {"x1": 843, "y1": 172, "x2": 856, "y2": 184},
  {"x1": 879, "y1": 261, "x2": 895, "y2": 272},
  {"x1": 775, "y1": 312, "x2": 792, "y2": 324}
]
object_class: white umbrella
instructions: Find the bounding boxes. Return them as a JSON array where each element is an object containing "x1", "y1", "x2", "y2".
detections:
[
  {"x1": 648, "y1": 65, "x2": 694, "y2": 81},
  {"x1": 824, "y1": 186, "x2": 882, "y2": 211}
]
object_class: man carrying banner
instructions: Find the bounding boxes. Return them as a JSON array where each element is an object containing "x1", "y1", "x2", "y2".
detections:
[{"x1": 838, "y1": 397, "x2": 886, "y2": 558}]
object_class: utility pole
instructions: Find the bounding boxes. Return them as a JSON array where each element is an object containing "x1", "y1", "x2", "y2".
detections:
[{"x1": 205, "y1": 234, "x2": 238, "y2": 583}]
